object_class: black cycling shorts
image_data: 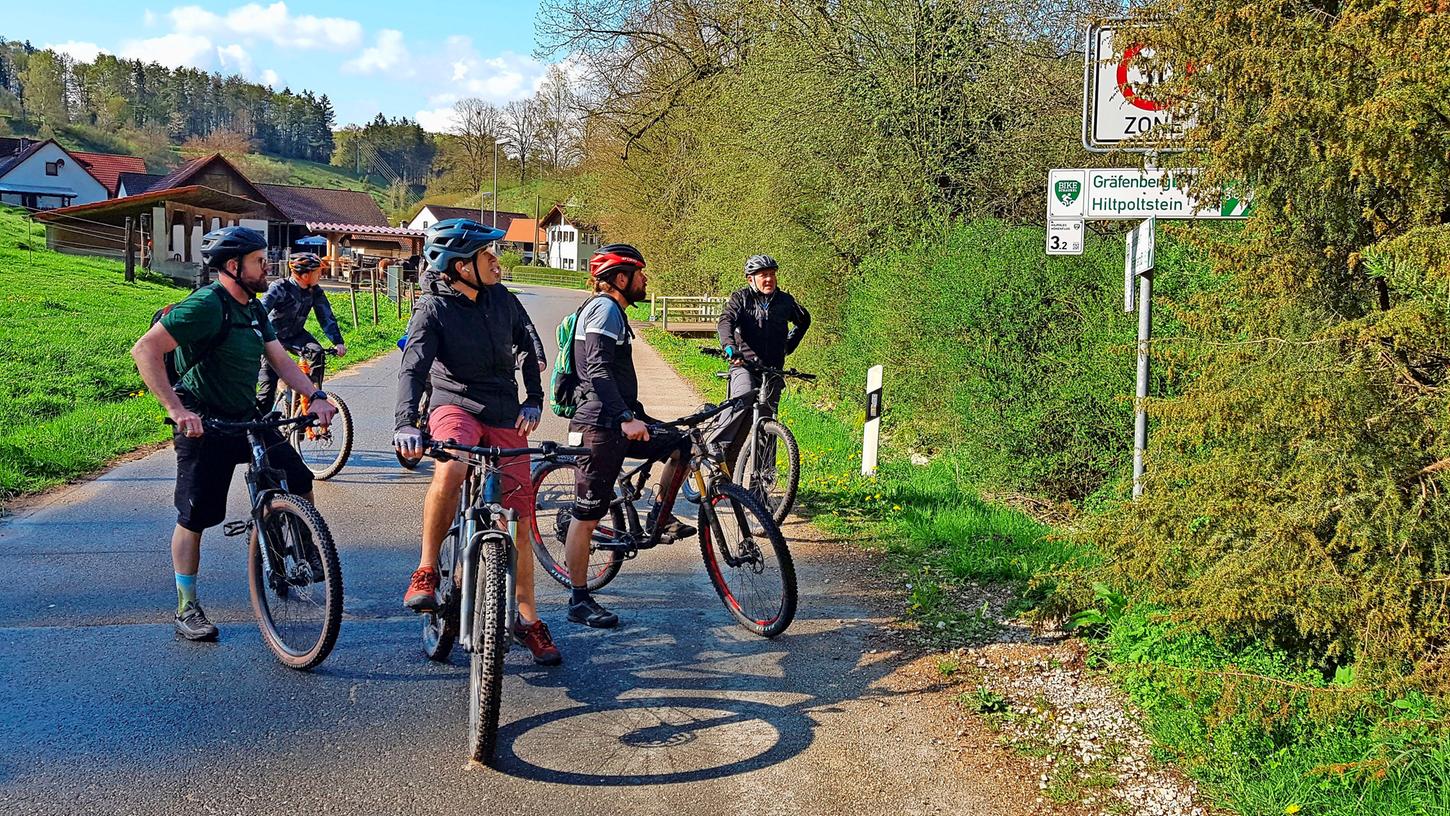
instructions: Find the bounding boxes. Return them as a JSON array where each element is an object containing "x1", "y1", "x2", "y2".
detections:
[
  {"x1": 569, "y1": 422, "x2": 690, "y2": 521},
  {"x1": 173, "y1": 424, "x2": 314, "y2": 532}
]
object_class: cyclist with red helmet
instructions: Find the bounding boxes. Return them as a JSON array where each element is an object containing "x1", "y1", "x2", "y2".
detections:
[
  {"x1": 256, "y1": 252, "x2": 347, "y2": 413},
  {"x1": 561, "y1": 244, "x2": 695, "y2": 629}
]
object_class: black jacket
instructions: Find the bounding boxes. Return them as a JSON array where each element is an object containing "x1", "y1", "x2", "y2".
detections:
[
  {"x1": 394, "y1": 279, "x2": 543, "y2": 431},
  {"x1": 717, "y1": 287, "x2": 811, "y2": 369},
  {"x1": 260, "y1": 278, "x2": 343, "y2": 346}
]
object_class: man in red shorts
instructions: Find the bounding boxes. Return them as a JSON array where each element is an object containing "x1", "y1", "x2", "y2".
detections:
[{"x1": 391, "y1": 218, "x2": 557, "y2": 664}]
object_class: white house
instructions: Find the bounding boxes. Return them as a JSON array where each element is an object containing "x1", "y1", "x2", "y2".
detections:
[
  {"x1": 406, "y1": 204, "x2": 527, "y2": 233},
  {"x1": 0, "y1": 139, "x2": 108, "y2": 210},
  {"x1": 540, "y1": 203, "x2": 600, "y2": 272}
]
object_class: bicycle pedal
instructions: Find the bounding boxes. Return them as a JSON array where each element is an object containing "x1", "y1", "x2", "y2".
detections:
[{"x1": 222, "y1": 520, "x2": 251, "y2": 537}]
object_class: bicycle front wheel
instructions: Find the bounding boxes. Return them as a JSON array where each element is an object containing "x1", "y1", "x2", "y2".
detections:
[
  {"x1": 699, "y1": 482, "x2": 797, "y2": 638},
  {"x1": 248, "y1": 493, "x2": 343, "y2": 670},
  {"x1": 733, "y1": 420, "x2": 800, "y2": 525},
  {"x1": 468, "y1": 536, "x2": 510, "y2": 765},
  {"x1": 530, "y1": 458, "x2": 623, "y2": 591},
  {"x1": 295, "y1": 393, "x2": 354, "y2": 480}
]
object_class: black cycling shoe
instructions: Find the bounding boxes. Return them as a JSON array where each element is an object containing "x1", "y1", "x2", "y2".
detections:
[
  {"x1": 567, "y1": 596, "x2": 619, "y2": 629},
  {"x1": 175, "y1": 601, "x2": 219, "y2": 641},
  {"x1": 645, "y1": 506, "x2": 697, "y2": 544}
]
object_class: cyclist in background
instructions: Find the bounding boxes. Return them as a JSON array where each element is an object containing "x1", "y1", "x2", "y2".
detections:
[
  {"x1": 256, "y1": 253, "x2": 346, "y2": 413},
  {"x1": 710, "y1": 254, "x2": 811, "y2": 466}
]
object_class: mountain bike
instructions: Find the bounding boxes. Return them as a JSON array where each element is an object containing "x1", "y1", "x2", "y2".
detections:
[
  {"x1": 416, "y1": 438, "x2": 588, "y2": 765},
  {"x1": 175, "y1": 413, "x2": 344, "y2": 670},
  {"x1": 690, "y1": 347, "x2": 815, "y2": 524},
  {"x1": 272, "y1": 346, "x2": 353, "y2": 480},
  {"x1": 531, "y1": 398, "x2": 798, "y2": 638}
]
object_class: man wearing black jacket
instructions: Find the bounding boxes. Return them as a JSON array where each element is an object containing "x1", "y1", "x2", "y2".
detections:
[
  {"x1": 391, "y1": 219, "x2": 559, "y2": 665},
  {"x1": 712, "y1": 254, "x2": 812, "y2": 464},
  {"x1": 562, "y1": 244, "x2": 694, "y2": 629}
]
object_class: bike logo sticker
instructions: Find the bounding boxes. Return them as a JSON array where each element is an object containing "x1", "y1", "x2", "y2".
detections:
[{"x1": 1055, "y1": 180, "x2": 1081, "y2": 207}]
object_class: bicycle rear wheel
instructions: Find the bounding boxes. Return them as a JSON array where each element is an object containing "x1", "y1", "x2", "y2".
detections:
[
  {"x1": 294, "y1": 393, "x2": 354, "y2": 480},
  {"x1": 699, "y1": 482, "x2": 797, "y2": 638},
  {"x1": 733, "y1": 420, "x2": 799, "y2": 525},
  {"x1": 468, "y1": 536, "x2": 509, "y2": 765},
  {"x1": 248, "y1": 493, "x2": 343, "y2": 670},
  {"x1": 530, "y1": 459, "x2": 623, "y2": 591}
]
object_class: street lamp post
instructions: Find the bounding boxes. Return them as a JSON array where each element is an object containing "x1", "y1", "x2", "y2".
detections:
[{"x1": 491, "y1": 138, "x2": 511, "y2": 230}]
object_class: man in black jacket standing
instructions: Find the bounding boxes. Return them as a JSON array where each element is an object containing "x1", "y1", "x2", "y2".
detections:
[
  {"x1": 391, "y1": 219, "x2": 559, "y2": 665},
  {"x1": 712, "y1": 254, "x2": 812, "y2": 465}
]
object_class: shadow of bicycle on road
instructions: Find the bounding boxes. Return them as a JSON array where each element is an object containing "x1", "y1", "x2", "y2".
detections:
[{"x1": 488, "y1": 612, "x2": 899, "y2": 786}]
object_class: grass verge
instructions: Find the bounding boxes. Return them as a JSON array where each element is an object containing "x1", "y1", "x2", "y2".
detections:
[{"x1": 639, "y1": 325, "x2": 1450, "y2": 816}]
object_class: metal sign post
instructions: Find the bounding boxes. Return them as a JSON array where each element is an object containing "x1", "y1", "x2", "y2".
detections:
[
  {"x1": 1127, "y1": 218, "x2": 1156, "y2": 498},
  {"x1": 862, "y1": 365, "x2": 884, "y2": 476}
]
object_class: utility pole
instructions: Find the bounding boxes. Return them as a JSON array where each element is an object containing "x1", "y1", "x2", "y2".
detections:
[
  {"x1": 491, "y1": 139, "x2": 499, "y2": 229},
  {"x1": 534, "y1": 194, "x2": 541, "y2": 265}
]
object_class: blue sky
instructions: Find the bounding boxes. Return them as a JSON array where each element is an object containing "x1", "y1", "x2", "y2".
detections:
[{"x1": 3, "y1": 1, "x2": 556, "y2": 130}]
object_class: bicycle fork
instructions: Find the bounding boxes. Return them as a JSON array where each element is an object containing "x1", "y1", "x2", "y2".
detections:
[{"x1": 456, "y1": 509, "x2": 519, "y2": 651}]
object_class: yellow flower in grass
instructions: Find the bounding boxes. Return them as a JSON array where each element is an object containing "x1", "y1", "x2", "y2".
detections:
[{"x1": 1284, "y1": 805, "x2": 1301, "y2": 815}]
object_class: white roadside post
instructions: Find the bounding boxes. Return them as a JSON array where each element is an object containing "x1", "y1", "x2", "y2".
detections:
[
  {"x1": 862, "y1": 365, "x2": 884, "y2": 476},
  {"x1": 1127, "y1": 218, "x2": 1156, "y2": 498}
]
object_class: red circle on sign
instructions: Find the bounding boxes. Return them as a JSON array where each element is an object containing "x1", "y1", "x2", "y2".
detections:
[{"x1": 1117, "y1": 44, "x2": 1166, "y2": 112}]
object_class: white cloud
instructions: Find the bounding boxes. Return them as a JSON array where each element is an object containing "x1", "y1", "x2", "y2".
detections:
[
  {"x1": 216, "y1": 43, "x2": 253, "y2": 76},
  {"x1": 45, "y1": 41, "x2": 106, "y2": 63},
  {"x1": 143, "y1": 10, "x2": 158, "y2": 26},
  {"x1": 120, "y1": 32, "x2": 216, "y2": 69},
  {"x1": 344, "y1": 29, "x2": 407, "y2": 75},
  {"x1": 440, "y1": 39, "x2": 549, "y2": 103},
  {"x1": 261, "y1": 68, "x2": 280, "y2": 87},
  {"x1": 167, "y1": 3, "x2": 363, "y2": 50},
  {"x1": 414, "y1": 107, "x2": 459, "y2": 133}
]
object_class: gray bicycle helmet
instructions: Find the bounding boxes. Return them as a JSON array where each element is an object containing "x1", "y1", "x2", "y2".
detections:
[
  {"x1": 744, "y1": 254, "x2": 778, "y2": 277},
  {"x1": 200, "y1": 226, "x2": 267, "y2": 268},
  {"x1": 423, "y1": 218, "x2": 506, "y2": 274}
]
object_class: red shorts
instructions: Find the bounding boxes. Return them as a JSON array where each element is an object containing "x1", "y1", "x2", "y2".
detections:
[{"x1": 428, "y1": 404, "x2": 534, "y2": 520}]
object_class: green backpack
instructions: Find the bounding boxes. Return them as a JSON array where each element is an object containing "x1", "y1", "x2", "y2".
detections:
[{"x1": 551, "y1": 295, "x2": 606, "y2": 418}]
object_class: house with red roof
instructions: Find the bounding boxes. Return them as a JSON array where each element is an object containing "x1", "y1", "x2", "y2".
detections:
[{"x1": 0, "y1": 138, "x2": 108, "y2": 210}]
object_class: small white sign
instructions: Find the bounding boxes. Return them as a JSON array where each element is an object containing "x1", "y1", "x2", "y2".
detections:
[
  {"x1": 1048, "y1": 168, "x2": 1252, "y2": 221},
  {"x1": 1083, "y1": 21, "x2": 1189, "y2": 152},
  {"x1": 1128, "y1": 218, "x2": 1155, "y2": 276},
  {"x1": 1048, "y1": 169, "x2": 1087, "y2": 218},
  {"x1": 1047, "y1": 218, "x2": 1084, "y2": 255}
]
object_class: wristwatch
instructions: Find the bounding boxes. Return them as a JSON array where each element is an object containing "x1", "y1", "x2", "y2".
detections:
[
  {"x1": 310, "y1": 390, "x2": 330, "y2": 402},
  {"x1": 617, "y1": 409, "x2": 636, "y2": 425}
]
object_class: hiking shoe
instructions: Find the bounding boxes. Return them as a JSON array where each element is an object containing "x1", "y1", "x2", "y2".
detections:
[
  {"x1": 645, "y1": 506, "x2": 697, "y2": 543},
  {"x1": 175, "y1": 601, "x2": 219, "y2": 641},
  {"x1": 513, "y1": 618, "x2": 563, "y2": 666},
  {"x1": 567, "y1": 596, "x2": 619, "y2": 629},
  {"x1": 404, "y1": 567, "x2": 440, "y2": 612}
]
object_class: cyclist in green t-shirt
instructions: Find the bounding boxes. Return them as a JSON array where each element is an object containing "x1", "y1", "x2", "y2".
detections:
[{"x1": 132, "y1": 226, "x2": 338, "y2": 642}]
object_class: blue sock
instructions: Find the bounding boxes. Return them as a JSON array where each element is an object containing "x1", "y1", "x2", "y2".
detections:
[
  {"x1": 571, "y1": 586, "x2": 590, "y2": 606},
  {"x1": 176, "y1": 573, "x2": 197, "y2": 613}
]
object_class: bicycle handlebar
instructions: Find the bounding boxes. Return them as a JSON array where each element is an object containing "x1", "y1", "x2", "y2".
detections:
[
  {"x1": 425, "y1": 438, "x2": 590, "y2": 462},
  {"x1": 698, "y1": 347, "x2": 817, "y2": 381},
  {"x1": 166, "y1": 413, "x2": 318, "y2": 432}
]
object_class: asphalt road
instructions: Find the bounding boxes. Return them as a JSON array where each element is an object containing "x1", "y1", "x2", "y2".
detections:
[{"x1": 0, "y1": 285, "x2": 1018, "y2": 815}]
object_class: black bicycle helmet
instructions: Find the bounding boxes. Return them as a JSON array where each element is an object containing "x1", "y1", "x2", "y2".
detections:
[
  {"x1": 200, "y1": 226, "x2": 267, "y2": 268},
  {"x1": 589, "y1": 243, "x2": 646, "y2": 279},
  {"x1": 423, "y1": 218, "x2": 505, "y2": 274},
  {"x1": 744, "y1": 254, "x2": 778, "y2": 277}
]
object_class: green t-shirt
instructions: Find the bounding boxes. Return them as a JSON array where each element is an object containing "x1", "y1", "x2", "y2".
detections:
[{"x1": 160, "y1": 283, "x2": 276, "y2": 417}]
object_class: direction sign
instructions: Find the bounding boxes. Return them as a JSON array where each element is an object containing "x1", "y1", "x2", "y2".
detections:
[
  {"x1": 1047, "y1": 218, "x2": 1084, "y2": 255},
  {"x1": 1083, "y1": 21, "x2": 1189, "y2": 152},
  {"x1": 1047, "y1": 169, "x2": 1251, "y2": 221}
]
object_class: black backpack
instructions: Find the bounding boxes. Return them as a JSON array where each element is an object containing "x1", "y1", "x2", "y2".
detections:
[{"x1": 149, "y1": 286, "x2": 235, "y2": 386}]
